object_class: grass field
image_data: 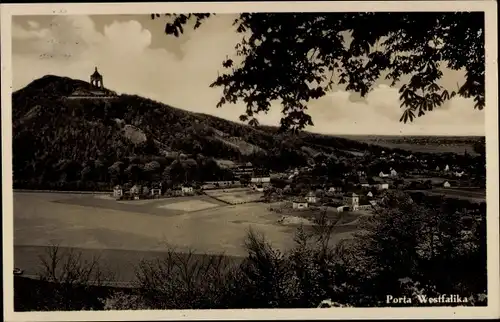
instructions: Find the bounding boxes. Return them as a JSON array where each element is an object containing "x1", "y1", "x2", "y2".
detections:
[
  {"x1": 204, "y1": 188, "x2": 264, "y2": 205},
  {"x1": 13, "y1": 192, "x2": 364, "y2": 283},
  {"x1": 432, "y1": 188, "x2": 486, "y2": 200},
  {"x1": 405, "y1": 176, "x2": 448, "y2": 184},
  {"x1": 409, "y1": 188, "x2": 486, "y2": 203},
  {"x1": 11, "y1": 192, "x2": 300, "y2": 282}
]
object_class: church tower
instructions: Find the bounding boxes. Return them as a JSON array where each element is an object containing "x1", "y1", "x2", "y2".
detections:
[{"x1": 90, "y1": 67, "x2": 104, "y2": 89}]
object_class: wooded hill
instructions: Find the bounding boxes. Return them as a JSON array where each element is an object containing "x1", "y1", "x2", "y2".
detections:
[{"x1": 12, "y1": 75, "x2": 390, "y2": 190}]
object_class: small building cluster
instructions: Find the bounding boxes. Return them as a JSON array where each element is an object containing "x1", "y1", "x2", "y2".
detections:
[
  {"x1": 113, "y1": 182, "x2": 195, "y2": 200},
  {"x1": 291, "y1": 190, "x2": 377, "y2": 212}
]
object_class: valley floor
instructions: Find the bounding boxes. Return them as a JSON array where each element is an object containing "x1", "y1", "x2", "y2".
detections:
[{"x1": 13, "y1": 192, "x2": 357, "y2": 283}]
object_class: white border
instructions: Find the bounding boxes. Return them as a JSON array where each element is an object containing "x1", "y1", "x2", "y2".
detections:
[{"x1": 1, "y1": 1, "x2": 499, "y2": 321}]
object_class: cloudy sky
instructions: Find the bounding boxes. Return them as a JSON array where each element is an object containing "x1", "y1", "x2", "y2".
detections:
[{"x1": 11, "y1": 14, "x2": 485, "y2": 136}]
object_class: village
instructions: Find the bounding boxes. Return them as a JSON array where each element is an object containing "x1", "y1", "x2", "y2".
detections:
[{"x1": 109, "y1": 147, "x2": 486, "y2": 223}]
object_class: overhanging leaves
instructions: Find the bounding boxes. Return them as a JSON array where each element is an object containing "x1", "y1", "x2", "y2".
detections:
[{"x1": 155, "y1": 12, "x2": 485, "y2": 131}]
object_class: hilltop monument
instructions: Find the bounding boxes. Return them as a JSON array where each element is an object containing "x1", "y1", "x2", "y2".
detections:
[
  {"x1": 66, "y1": 67, "x2": 118, "y2": 99},
  {"x1": 90, "y1": 67, "x2": 104, "y2": 89}
]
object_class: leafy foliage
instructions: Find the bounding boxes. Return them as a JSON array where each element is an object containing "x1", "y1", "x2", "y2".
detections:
[
  {"x1": 350, "y1": 192, "x2": 487, "y2": 306},
  {"x1": 157, "y1": 12, "x2": 484, "y2": 130}
]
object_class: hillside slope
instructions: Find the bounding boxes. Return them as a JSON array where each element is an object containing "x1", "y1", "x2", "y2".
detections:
[{"x1": 12, "y1": 75, "x2": 379, "y2": 190}]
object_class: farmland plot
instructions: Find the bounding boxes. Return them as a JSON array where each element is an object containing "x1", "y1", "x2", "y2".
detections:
[{"x1": 204, "y1": 188, "x2": 264, "y2": 205}]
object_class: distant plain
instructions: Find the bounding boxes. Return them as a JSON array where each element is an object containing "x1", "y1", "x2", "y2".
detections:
[{"x1": 335, "y1": 135, "x2": 484, "y2": 154}]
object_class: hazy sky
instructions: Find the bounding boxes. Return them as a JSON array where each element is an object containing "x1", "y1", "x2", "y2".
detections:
[{"x1": 11, "y1": 14, "x2": 485, "y2": 136}]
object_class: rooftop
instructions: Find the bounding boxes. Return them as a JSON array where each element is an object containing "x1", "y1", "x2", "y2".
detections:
[
  {"x1": 293, "y1": 198, "x2": 308, "y2": 204},
  {"x1": 91, "y1": 67, "x2": 102, "y2": 78}
]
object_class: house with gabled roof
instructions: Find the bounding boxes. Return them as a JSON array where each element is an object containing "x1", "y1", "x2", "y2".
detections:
[{"x1": 292, "y1": 198, "x2": 309, "y2": 209}]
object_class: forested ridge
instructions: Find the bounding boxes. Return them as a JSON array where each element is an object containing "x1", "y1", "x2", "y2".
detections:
[{"x1": 13, "y1": 75, "x2": 381, "y2": 190}]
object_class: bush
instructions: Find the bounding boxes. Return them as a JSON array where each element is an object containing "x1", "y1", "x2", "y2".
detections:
[
  {"x1": 20, "y1": 244, "x2": 115, "y2": 311},
  {"x1": 134, "y1": 248, "x2": 243, "y2": 309},
  {"x1": 101, "y1": 292, "x2": 149, "y2": 310}
]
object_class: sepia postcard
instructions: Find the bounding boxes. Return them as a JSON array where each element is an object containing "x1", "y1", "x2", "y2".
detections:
[{"x1": 1, "y1": 1, "x2": 499, "y2": 321}]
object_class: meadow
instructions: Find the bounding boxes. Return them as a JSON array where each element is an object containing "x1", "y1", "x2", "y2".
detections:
[
  {"x1": 408, "y1": 188, "x2": 486, "y2": 203},
  {"x1": 430, "y1": 187, "x2": 486, "y2": 201},
  {"x1": 14, "y1": 192, "x2": 359, "y2": 283},
  {"x1": 204, "y1": 187, "x2": 264, "y2": 205}
]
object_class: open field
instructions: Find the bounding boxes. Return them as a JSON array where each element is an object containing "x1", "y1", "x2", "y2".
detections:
[
  {"x1": 408, "y1": 188, "x2": 486, "y2": 203},
  {"x1": 432, "y1": 188, "x2": 486, "y2": 200},
  {"x1": 336, "y1": 135, "x2": 483, "y2": 155},
  {"x1": 12, "y1": 192, "x2": 362, "y2": 283},
  {"x1": 287, "y1": 208, "x2": 369, "y2": 227},
  {"x1": 13, "y1": 192, "x2": 363, "y2": 283},
  {"x1": 405, "y1": 176, "x2": 448, "y2": 184},
  {"x1": 204, "y1": 188, "x2": 264, "y2": 205},
  {"x1": 55, "y1": 194, "x2": 227, "y2": 217},
  {"x1": 14, "y1": 192, "x2": 292, "y2": 256}
]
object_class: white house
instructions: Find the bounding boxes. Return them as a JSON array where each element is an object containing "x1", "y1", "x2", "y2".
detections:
[
  {"x1": 306, "y1": 191, "x2": 318, "y2": 204},
  {"x1": 444, "y1": 164, "x2": 450, "y2": 172},
  {"x1": 292, "y1": 199, "x2": 309, "y2": 209},
  {"x1": 443, "y1": 181, "x2": 451, "y2": 188},
  {"x1": 251, "y1": 177, "x2": 271, "y2": 184},
  {"x1": 342, "y1": 193, "x2": 360, "y2": 211},
  {"x1": 181, "y1": 185, "x2": 194, "y2": 195},
  {"x1": 367, "y1": 191, "x2": 374, "y2": 198},
  {"x1": 454, "y1": 171, "x2": 465, "y2": 178},
  {"x1": 113, "y1": 185, "x2": 123, "y2": 198},
  {"x1": 379, "y1": 171, "x2": 389, "y2": 178},
  {"x1": 436, "y1": 166, "x2": 440, "y2": 171},
  {"x1": 390, "y1": 168, "x2": 398, "y2": 177}
]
